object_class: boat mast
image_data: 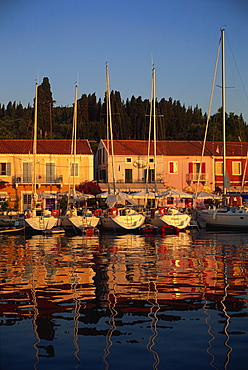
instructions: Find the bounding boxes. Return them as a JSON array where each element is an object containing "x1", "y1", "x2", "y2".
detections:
[
  {"x1": 152, "y1": 66, "x2": 158, "y2": 194},
  {"x1": 32, "y1": 83, "x2": 38, "y2": 207},
  {"x1": 72, "y1": 84, "x2": 78, "y2": 196},
  {"x1": 222, "y1": 28, "x2": 227, "y2": 196},
  {"x1": 106, "y1": 64, "x2": 116, "y2": 194}
]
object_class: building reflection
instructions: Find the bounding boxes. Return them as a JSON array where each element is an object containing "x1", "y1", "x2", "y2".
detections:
[
  {"x1": 0, "y1": 231, "x2": 248, "y2": 369},
  {"x1": 1, "y1": 233, "x2": 248, "y2": 317}
]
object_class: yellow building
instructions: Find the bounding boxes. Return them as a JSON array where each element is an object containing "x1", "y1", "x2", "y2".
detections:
[{"x1": 0, "y1": 139, "x2": 94, "y2": 212}]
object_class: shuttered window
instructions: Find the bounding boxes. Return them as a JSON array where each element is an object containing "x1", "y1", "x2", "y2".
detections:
[
  {"x1": 169, "y1": 161, "x2": 178, "y2": 174},
  {"x1": 70, "y1": 163, "x2": 79, "y2": 177},
  {"x1": 23, "y1": 162, "x2": 32, "y2": 183},
  {"x1": 46, "y1": 163, "x2": 56, "y2": 183}
]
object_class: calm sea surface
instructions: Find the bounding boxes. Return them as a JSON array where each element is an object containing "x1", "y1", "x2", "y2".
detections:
[{"x1": 0, "y1": 229, "x2": 247, "y2": 370}]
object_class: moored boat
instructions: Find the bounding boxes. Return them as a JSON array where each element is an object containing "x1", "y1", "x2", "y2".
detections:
[
  {"x1": 99, "y1": 65, "x2": 145, "y2": 232},
  {"x1": 58, "y1": 86, "x2": 100, "y2": 232},
  {"x1": 147, "y1": 207, "x2": 191, "y2": 230},
  {"x1": 100, "y1": 206, "x2": 145, "y2": 231},
  {"x1": 198, "y1": 29, "x2": 248, "y2": 230},
  {"x1": 24, "y1": 83, "x2": 58, "y2": 233},
  {"x1": 144, "y1": 67, "x2": 191, "y2": 230}
]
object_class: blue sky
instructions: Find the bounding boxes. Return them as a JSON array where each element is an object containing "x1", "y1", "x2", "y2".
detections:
[{"x1": 1, "y1": 0, "x2": 248, "y2": 124}]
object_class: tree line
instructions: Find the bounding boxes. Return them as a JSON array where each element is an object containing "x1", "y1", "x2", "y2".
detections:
[{"x1": 1, "y1": 77, "x2": 247, "y2": 149}]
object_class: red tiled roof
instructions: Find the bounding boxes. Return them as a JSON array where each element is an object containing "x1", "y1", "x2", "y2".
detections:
[
  {"x1": 0, "y1": 140, "x2": 93, "y2": 155},
  {"x1": 102, "y1": 139, "x2": 248, "y2": 156}
]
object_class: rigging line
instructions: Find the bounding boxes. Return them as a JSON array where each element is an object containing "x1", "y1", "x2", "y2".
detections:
[
  {"x1": 195, "y1": 37, "x2": 221, "y2": 196},
  {"x1": 226, "y1": 33, "x2": 248, "y2": 104},
  {"x1": 223, "y1": 42, "x2": 244, "y2": 140},
  {"x1": 145, "y1": 72, "x2": 153, "y2": 197}
]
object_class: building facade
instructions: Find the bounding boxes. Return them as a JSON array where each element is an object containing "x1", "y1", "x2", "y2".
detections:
[
  {"x1": 95, "y1": 139, "x2": 248, "y2": 195},
  {"x1": 0, "y1": 139, "x2": 94, "y2": 212},
  {"x1": 95, "y1": 140, "x2": 213, "y2": 193}
]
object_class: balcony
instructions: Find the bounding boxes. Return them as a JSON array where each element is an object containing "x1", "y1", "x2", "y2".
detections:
[
  {"x1": 186, "y1": 173, "x2": 208, "y2": 183},
  {"x1": 13, "y1": 174, "x2": 63, "y2": 185},
  {"x1": 97, "y1": 180, "x2": 166, "y2": 193}
]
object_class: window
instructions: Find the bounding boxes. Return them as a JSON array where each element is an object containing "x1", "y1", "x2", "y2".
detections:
[
  {"x1": 125, "y1": 157, "x2": 132, "y2": 163},
  {"x1": 0, "y1": 162, "x2": 11, "y2": 176},
  {"x1": 23, "y1": 162, "x2": 32, "y2": 183},
  {"x1": 125, "y1": 169, "x2": 133, "y2": 183},
  {"x1": 232, "y1": 161, "x2": 241, "y2": 175},
  {"x1": 46, "y1": 163, "x2": 56, "y2": 183},
  {"x1": 216, "y1": 162, "x2": 223, "y2": 175},
  {"x1": 70, "y1": 163, "x2": 79, "y2": 177},
  {"x1": 168, "y1": 161, "x2": 178, "y2": 174},
  {"x1": 149, "y1": 158, "x2": 154, "y2": 163}
]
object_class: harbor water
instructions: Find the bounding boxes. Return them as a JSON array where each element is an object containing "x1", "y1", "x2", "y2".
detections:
[{"x1": 0, "y1": 229, "x2": 247, "y2": 369}]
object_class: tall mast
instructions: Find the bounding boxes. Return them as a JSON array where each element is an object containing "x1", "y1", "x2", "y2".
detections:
[
  {"x1": 33, "y1": 82, "x2": 38, "y2": 198},
  {"x1": 152, "y1": 66, "x2": 158, "y2": 194},
  {"x1": 222, "y1": 28, "x2": 227, "y2": 196},
  {"x1": 106, "y1": 64, "x2": 116, "y2": 194},
  {"x1": 72, "y1": 85, "x2": 78, "y2": 194}
]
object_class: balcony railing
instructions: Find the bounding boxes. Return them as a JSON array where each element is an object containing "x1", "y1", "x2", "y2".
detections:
[
  {"x1": 186, "y1": 173, "x2": 208, "y2": 182},
  {"x1": 12, "y1": 175, "x2": 63, "y2": 184}
]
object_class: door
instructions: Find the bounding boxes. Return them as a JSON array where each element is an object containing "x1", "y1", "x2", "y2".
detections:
[
  {"x1": 23, "y1": 194, "x2": 32, "y2": 211},
  {"x1": 125, "y1": 169, "x2": 133, "y2": 183}
]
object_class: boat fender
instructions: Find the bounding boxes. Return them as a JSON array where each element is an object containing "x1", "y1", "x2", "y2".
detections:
[
  {"x1": 158, "y1": 207, "x2": 167, "y2": 216},
  {"x1": 109, "y1": 208, "x2": 118, "y2": 216},
  {"x1": 94, "y1": 209, "x2": 102, "y2": 217},
  {"x1": 51, "y1": 209, "x2": 59, "y2": 217}
]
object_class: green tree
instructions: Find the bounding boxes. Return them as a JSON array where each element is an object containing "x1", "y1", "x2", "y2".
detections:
[{"x1": 37, "y1": 77, "x2": 54, "y2": 137}]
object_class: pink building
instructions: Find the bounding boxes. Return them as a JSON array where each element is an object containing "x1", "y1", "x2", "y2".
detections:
[{"x1": 95, "y1": 140, "x2": 213, "y2": 194}]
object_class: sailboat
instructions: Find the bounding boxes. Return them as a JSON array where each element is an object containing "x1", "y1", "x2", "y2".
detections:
[
  {"x1": 100, "y1": 64, "x2": 146, "y2": 231},
  {"x1": 146, "y1": 66, "x2": 191, "y2": 230},
  {"x1": 58, "y1": 85, "x2": 100, "y2": 232},
  {"x1": 24, "y1": 83, "x2": 58, "y2": 232},
  {"x1": 198, "y1": 29, "x2": 248, "y2": 229}
]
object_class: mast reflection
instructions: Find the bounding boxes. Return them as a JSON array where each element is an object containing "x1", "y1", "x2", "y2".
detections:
[{"x1": 0, "y1": 231, "x2": 247, "y2": 369}]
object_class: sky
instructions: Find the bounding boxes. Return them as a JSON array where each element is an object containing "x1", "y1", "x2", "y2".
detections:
[{"x1": 1, "y1": 0, "x2": 248, "y2": 124}]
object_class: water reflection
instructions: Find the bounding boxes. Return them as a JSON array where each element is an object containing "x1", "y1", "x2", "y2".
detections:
[{"x1": 0, "y1": 231, "x2": 247, "y2": 369}]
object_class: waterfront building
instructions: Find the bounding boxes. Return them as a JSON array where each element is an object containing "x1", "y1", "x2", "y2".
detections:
[
  {"x1": 0, "y1": 139, "x2": 93, "y2": 212},
  {"x1": 95, "y1": 139, "x2": 248, "y2": 196}
]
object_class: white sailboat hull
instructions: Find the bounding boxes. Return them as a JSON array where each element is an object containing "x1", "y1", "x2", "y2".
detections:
[
  {"x1": 198, "y1": 208, "x2": 248, "y2": 229},
  {"x1": 100, "y1": 214, "x2": 145, "y2": 231},
  {"x1": 148, "y1": 214, "x2": 191, "y2": 229},
  {"x1": 59, "y1": 214, "x2": 100, "y2": 230},
  {"x1": 25, "y1": 216, "x2": 58, "y2": 232}
]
